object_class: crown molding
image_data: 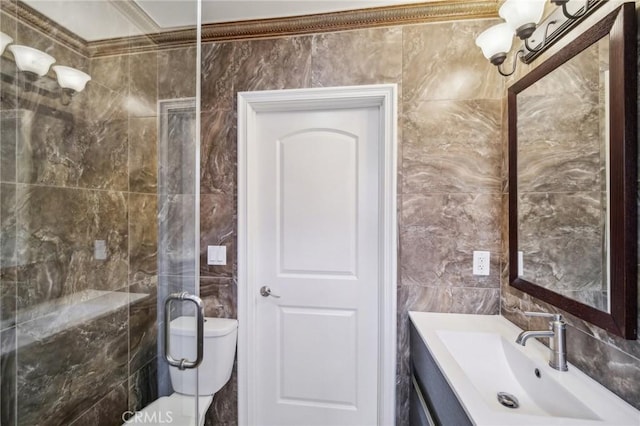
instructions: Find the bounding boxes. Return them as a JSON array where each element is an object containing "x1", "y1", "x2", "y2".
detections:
[
  {"x1": 1, "y1": 0, "x2": 89, "y2": 57},
  {"x1": 3, "y1": 0, "x2": 499, "y2": 58},
  {"x1": 201, "y1": 0, "x2": 499, "y2": 40}
]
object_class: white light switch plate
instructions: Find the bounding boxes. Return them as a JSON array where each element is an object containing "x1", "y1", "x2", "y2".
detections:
[{"x1": 207, "y1": 245, "x2": 227, "y2": 265}]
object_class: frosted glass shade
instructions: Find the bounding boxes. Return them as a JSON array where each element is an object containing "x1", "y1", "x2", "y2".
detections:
[
  {"x1": 499, "y1": 0, "x2": 546, "y2": 32},
  {"x1": 476, "y1": 23, "x2": 514, "y2": 61},
  {"x1": 52, "y1": 66, "x2": 91, "y2": 92},
  {"x1": 8, "y1": 45, "x2": 55, "y2": 77},
  {"x1": 0, "y1": 32, "x2": 13, "y2": 55}
]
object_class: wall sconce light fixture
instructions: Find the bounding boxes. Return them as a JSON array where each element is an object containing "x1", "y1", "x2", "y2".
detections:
[
  {"x1": 52, "y1": 66, "x2": 91, "y2": 93},
  {"x1": 477, "y1": 0, "x2": 603, "y2": 77},
  {"x1": 7, "y1": 45, "x2": 56, "y2": 77},
  {"x1": 2, "y1": 39, "x2": 91, "y2": 103},
  {"x1": 0, "y1": 32, "x2": 13, "y2": 55},
  {"x1": 53, "y1": 65, "x2": 91, "y2": 105}
]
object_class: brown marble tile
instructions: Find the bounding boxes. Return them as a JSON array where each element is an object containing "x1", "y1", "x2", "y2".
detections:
[
  {"x1": 200, "y1": 276, "x2": 236, "y2": 318},
  {"x1": 129, "y1": 117, "x2": 158, "y2": 194},
  {"x1": 0, "y1": 326, "x2": 16, "y2": 426},
  {"x1": 311, "y1": 27, "x2": 402, "y2": 87},
  {"x1": 200, "y1": 110, "x2": 236, "y2": 195},
  {"x1": 0, "y1": 6, "x2": 18, "y2": 41},
  {"x1": 0, "y1": 280, "x2": 16, "y2": 329},
  {"x1": 79, "y1": 118, "x2": 129, "y2": 191},
  {"x1": 0, "y1": 109, "x2": 18, "y2": 183},
  {"x1": 566, "y1": 327, "x2": 640, "y2": 410},
  {"x1": 200, "y1": 193, "x2": 235, "y2": 278},
  {"x1": 129, "y1": 277, "x2": 157, "y2": 374},
  {"x1": 201, "y1": 42, "x2": 235, "y2": 112},
  {"x1": 396, "y1": 300, "x2": 411, "y2": 376},
  {"x1": 158, "y1": 109, "x2": 196, "y2": 195},
  {"x1": 395, "y1": 375, "x2": 411, "y2": 426},
  {"x1": 15, "y1": 186, "x2": 128, "y2": 314},
  {"x1": 15, "y1": 109, "x2": 77, "y2": 187},
  {"x1": 128, "y1": 357, "x2": 158, "y2": 413},
  {"x1": 401, "y1": 194, "x2": 502, "y2": 288},
  {"x1": 129, "y1": 193, "x2": 158, "y2": 283},
  {"x1": 129, "y1": 51, "x2": 158, "y2": 118},
  {"x1": 402, "y1": 20, "x2": 504, "y2": 103},
  {"x1": 158, "y1": 47, "x2": 197, "y2": 101},
  {"x1": 0, "y1": 79, "x2": 17, "y2": 117},
  {"x1": 233, "y1": 36, "x2": 311, "y2": 94},
  {"x1": 402, "y1": 99, "x2": 502, "y2": 194},
  {"x1": 84, "y1": 81, "x2": 128, "y2": 125},
  {"x1": 205, "y1": 365, "x2": 238, "y2": 426},
  {"x1": 158, "y1": 194, "x2": 197, "y2": 276},
  {"x1": 69, "y1": 381, "x2": 129, "y2": 426},
  {"x1": 90, "y1": 55, "x2": 129, "y2": 94},
  {"x1": 399, "y1": 285, "x2": 500, "y2": 316},
  {"x1": 16, "y1": 307, "x2": 128, "y2": 425},
  {"x1": 500, "y1": 283, "x2": 530, "y2": 331},
  {"x1": 1, "y1": 183, "x2": 16, "y2": 280}
]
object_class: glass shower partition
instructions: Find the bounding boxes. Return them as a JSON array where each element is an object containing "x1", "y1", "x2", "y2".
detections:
[{"x1": 0, "y1": 0, "x2": 203, "y2": 424}]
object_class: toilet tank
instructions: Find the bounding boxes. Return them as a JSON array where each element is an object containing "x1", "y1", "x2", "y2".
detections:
[{"x1": 168, "y1": 316, "x2": 238, "y2": 396}]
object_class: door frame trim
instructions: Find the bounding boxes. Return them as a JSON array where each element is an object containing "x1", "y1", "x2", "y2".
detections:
[{"x1": 237, "y1": 84, "x2": 397, "y2": 425}]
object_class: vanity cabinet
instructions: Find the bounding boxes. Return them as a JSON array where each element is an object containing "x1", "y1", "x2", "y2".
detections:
[{"x1": 410, "y1": 323, "x2": 472, "y2": 426}]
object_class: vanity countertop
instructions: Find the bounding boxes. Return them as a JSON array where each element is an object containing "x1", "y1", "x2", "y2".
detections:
[{"x1": 409, "y1": 312, "x2": 640, "y2": 426}]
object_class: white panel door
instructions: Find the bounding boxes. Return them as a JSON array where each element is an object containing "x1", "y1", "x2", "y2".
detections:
[{"x1": 252, "y1": 106, "x2": 380, "y2": 426}]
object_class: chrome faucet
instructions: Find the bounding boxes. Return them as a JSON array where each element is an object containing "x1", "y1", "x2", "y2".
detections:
[{"x1": 516, "y1": 311, "x2": 568, "y2": 371}]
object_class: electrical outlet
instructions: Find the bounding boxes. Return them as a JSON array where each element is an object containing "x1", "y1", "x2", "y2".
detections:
[
  {"x1": 94, "y1": 240, "x2": 107, "y2": 261},
  {"x1": 473, "y1": 250, "x2": 490, "y2": 276}
]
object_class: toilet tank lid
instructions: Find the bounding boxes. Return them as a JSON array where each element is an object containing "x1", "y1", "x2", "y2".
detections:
[{"x1": 170, "y1": 316, "x2": 238, "y2": 337}]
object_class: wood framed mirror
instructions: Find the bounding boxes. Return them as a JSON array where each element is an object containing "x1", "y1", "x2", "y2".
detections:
[{"x1": 508, "y1": 2, "x2": 637, "y2": 339}]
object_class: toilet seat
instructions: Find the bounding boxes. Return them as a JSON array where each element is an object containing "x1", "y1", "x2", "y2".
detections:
[{"x1": 122, "y1": 393, "x2": 213, "y2": 426}]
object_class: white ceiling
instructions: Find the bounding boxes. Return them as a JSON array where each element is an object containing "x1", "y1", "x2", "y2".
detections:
[{"x1": 22, "y1": 0, "x2": 428, "y2": 42}]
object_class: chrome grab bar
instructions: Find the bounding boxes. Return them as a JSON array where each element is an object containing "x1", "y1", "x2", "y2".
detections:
[{"x1": 164, "y1": 292, "x2": 204, "y2": 370}]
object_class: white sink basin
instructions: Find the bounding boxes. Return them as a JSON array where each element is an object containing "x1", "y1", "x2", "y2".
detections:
[{"x1": 409, "y1": 312, "x2": 640, "y2": 426}]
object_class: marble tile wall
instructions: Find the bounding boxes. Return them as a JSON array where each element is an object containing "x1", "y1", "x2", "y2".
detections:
[
  {"x1": 197, "y1": 18, "x2": 504, "y2": 426},
  {"x1": 501, "y1": 1, "x2": 640, "y2": 411},
  {"x1": 0, "y1": 5, "x2": 166, "y2": 423},
  {"x1": 1, "y1": 4, "x2": 635, "y2": 426}
]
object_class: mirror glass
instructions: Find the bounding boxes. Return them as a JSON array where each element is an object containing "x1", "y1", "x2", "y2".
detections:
[
  {"x1": 508, "y1": 2, "x2": 636, "y2": 339},
  {"x1": 516, "y1": 36, "x2": 610, "y2": 313}
]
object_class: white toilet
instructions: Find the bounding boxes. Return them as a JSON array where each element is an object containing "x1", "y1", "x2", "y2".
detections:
[{"x1": 124, "y1": 316, "x2": 238, "y2": 426}]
